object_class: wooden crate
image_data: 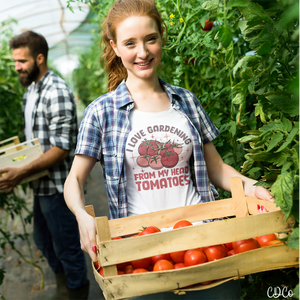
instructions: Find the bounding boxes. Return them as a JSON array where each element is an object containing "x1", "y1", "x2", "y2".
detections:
[
  {"x1": 86, "y1": 177, "x2": 299, "y2": 300},
  {"x1": 0, "y1": 136, "x2": 49, "y2": 185}
]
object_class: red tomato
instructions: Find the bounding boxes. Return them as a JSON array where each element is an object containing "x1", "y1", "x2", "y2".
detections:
[
  {"x1": 118, "y1": 270, "x2": 125, "y2": 275},
  {"x1": 201, "y1": 19, "x2": 214, "y2": 31},
  {"x1": 228, "y1": 249, "x2": 236, "y2": 256},
  {"x1": 117, "y1": 261, "x2": 130, "y2": 271},
  {"x1": 112, "y1": 236, "x2": 122, "y2": 240},
  {"x1": 225, "y1": 242, "x2": 233, "y2": 250},
  {"x1": 138, "y1": 226, "x2": 161, "y2": 236},
  {"x1": 267, "y1": 240, "x2": 283, "y2": 246},
  {"x1": 232, "y1": 239, "x2": 257, "y2": 250},
  {"x1": 123, "y1": 264, "x2": 134, "y2": 274},
  {"x1": 170, "y1": 250, "x2": 187, "y2": 263},
  {"x1": 201, "y1": 280, "x2": 214, "y2": 285},
  {"x1": 204, "y1": 245, "x2": 227, "y2": 261},
  {"x1": 93, "y1": 261, "x2": 100, "y2": 271},
  {"x1": 174, "y1": 263, "x2": 186, "y2": 269},
  {"x1": 151, "y1": 253, "x2": 171, "y2": 265},
  {"x1": 131, "y1": 257, "x2": 152, "y2": 269},
  {"x1": 98, "y1": 267, "x2": 104, "y2": 277},
  {"x1": 255, "y1": 234, "x2": 278, "y2": 247},
  {"x1": 173, "y1": 220, "x2": 193, "y2": 229},
  {"x1": 184, "y1": 249, "x2": 207, "y2": 267},
  {"x1": 132, "y1": 268, "x2": 149, "y2": 274},
  {"x1": 235, "y1": 239, "x2": 260, "y2": 254},
  {"x1": 153, "y1": 260, "x2": 174, "y2": 271}
]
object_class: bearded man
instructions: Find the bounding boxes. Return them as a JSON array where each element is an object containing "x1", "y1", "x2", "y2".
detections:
[{"x1": 0, "y1": 31, "x2": 89, "y2": 300}]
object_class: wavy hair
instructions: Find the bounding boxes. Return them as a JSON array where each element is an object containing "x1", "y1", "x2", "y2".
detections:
[{"x1": 101, "y1": 0, "x2": 166, "y2": 92}]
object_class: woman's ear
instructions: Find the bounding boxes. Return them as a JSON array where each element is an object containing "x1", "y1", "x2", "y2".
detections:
[{"x1": 110, "y1": 40, "x2": 119, "y2": 57}]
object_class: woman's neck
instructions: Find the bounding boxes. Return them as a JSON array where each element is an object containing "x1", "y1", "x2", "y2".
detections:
[{"x1": 125, "y1": 75, "x2": 170, "y2": 112}]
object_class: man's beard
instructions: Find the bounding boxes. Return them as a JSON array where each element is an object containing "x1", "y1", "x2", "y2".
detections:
[{"x1": 19, "y1": 60, "x2": 40, "y2": 87}]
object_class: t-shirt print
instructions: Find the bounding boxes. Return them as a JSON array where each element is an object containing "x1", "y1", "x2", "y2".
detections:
[{"x1": 125, "y1": 107, "x2": 201, "y2": 216}]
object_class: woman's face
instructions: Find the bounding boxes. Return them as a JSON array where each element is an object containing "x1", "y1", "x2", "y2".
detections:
[{"x1": 110, "y1": 15, "x2": 163, "y2": 83}]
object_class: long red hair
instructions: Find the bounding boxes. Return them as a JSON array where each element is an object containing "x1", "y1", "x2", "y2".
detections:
[{"x1": 101, "y1": 0, "x2": 166, "y2": 92}]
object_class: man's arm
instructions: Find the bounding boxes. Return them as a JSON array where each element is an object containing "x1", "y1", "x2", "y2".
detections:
[{"x1": 0, "y1": 146, "x2": 69, "y2": 192}]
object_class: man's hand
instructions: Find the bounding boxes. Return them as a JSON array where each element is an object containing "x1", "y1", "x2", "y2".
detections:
[{"x1": 0, "y1": 167, "x2": 24, "y2": 193}]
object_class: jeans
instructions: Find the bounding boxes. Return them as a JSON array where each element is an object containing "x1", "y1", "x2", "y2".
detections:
[
  {"x1": 33, "y1": 192, "x2": 88, "y2": 289},
  {"x1": 131, "y1": 279, "x2": 241, "y2": 300}
]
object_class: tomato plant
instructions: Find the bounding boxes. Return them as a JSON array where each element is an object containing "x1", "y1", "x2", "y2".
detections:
[
  {"x1": 184, "y1": 249, "x2": 207, "y2": 266},
  {"x1": 201, "y1": 19, "x2": 214, "y2": 31}
]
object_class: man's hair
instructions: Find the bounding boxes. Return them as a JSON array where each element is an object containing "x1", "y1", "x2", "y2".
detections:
[{"x1": 9, "y1": 30, "x2": 49, "y2": 61}]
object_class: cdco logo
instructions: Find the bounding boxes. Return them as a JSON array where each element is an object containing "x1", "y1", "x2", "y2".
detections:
[{"x1": 267, "y1": 286, "x2": 294, "y2": 298}]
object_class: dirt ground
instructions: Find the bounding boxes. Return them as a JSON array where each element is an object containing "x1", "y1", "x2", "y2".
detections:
[{"x1": 0, "y1": 163, "x2": 110, "y2": 300}]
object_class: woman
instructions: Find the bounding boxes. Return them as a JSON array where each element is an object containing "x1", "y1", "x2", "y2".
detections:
[{"x1": 64, "y1": 0, "x2": 273, "y2": 298}]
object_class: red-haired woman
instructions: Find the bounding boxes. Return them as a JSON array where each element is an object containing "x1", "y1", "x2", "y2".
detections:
[{"x1": 64, "y1": 0, "x2": 273, "y2": 298}]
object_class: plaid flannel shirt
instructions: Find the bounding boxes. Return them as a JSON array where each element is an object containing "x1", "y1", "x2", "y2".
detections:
[
  {"x1": 76, "y1": 78, "x2": 219, "y2": 219},
  {"x1": 23, "y1": 70, "x2": 78, "y2": 196}
]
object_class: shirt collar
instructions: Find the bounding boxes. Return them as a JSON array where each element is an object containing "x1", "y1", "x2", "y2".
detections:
[
  {"x1": 114, "y1": 78, "x2": 182, "y2": 110},
  {"x1": 35, "y1": 69, "x2": 52, "y2": 92}
]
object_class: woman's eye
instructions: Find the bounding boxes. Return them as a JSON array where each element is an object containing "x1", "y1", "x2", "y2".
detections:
[
  {"x1": 125, "y1": 42, "x2": 134, "y2": 47},
  {"x1": 148, "y1": 36, "x2": 157, "y2": 42}
]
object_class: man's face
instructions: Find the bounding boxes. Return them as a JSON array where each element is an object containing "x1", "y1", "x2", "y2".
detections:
[{"x1": 12, "y1": 46, "x2": 40, "y2": 87}]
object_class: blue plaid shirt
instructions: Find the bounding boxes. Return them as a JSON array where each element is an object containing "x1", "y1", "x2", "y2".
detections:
[{"x1": 76, "y1": 79, "x2": 219, "y2": 219}]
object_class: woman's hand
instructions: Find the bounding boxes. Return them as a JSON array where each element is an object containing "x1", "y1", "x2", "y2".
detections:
[{"x1": 76, "y1": 209, "x2": 98, "y2": 262}]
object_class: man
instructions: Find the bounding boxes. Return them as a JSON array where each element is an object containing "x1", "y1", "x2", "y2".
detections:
[{"x1": 0, "y1": 31, "x2": 89, "y2": 300}]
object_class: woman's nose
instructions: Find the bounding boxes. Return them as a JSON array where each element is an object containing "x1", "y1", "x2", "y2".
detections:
[{"x1": 137, "y1": 43, "x2": 148, "y2": 59}]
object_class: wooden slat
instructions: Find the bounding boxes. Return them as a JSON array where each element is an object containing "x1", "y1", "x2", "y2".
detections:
[
  {"x1": 246, "y1": 197, "x2": 280, "y2": 214},
  {"x1": 97, "y1": 245, "x2": 298, "y2": 300},
  {"x1": 108, "y1": 198, "x2": 236, "y2": 237},
  {"x1": 95, "y1": 217, "x2": 118, "y2": 278},
  {"x1": 229, "y1": 177, "x2": 248, "y2": 217},
  {"x1": 98, "y1": 210, "x2": 294, "y2": 267},
  {"x1": 85, "y1": 205, "x2": 96, "y2": 218}
]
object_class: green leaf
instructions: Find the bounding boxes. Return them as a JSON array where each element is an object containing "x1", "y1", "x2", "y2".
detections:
[
  {"x1": 257, "y1": 42, "x2": 272, "y2": 55},
  {"x1": 276, "y1": 127, "x2": 299, "y2": 153},
  {"x1": 271, "y1": 172, "x2": 294, "y2": 219},
  {"x1": 266, "y1": 132, "x2": 284, "y2": 152},
  {"x1": 239, "y1": 2, "x2": 273, "y2": 24},
  {"x1": 266, "y1": 93, "x2": 299, "y2": 117},
  {"x1": 238, "y1": 135, "x2": 259, "y2": 143},
  {"x1": 0, "y1": 268, "x2": 5, "y2": 285},
  {"x1": 219, "y1": 25, "x2": 233, "y2": 48},
  {"x1": 233, "y1": 55, "x2": 262, "y2": 78},
  {"x1": 227, "y1": 0, "x2": 250, "y2": 8},
  {"x1": 293, "y1": 284, "x2": 299, "y2": 300},
  {"x1": 254, "y1": 101, "x2": 267, "y2": 123},
  {"x1": 232, "y1": 92, "x2": 246, "y2": 104},
  {"x1": 287, "y1": 227, "x2": 299, "y2": 249},
  {"x1": 241, "y1": 68, "x2": 253, "y2": 80},
  {"x1": 202, "y1": 0, "x2": 219, "y2": 12}
]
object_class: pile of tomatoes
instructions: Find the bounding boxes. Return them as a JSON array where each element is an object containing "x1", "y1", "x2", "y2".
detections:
[{"x1": 94, "y1": 220, "x2": 282, "y2": 284}]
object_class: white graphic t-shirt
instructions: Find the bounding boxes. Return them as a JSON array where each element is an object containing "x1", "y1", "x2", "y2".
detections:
[{"x1": 125, "y1": 106, "x2": 202, "y2": 216}]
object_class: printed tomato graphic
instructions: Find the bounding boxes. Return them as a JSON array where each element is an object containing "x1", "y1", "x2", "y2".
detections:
[
  {"x1": 149, "y1": 155, "x2": 163, "y2": 170},
  {"x1": 159, "y1": 140, "x2": 173, "y2": 156},
  {"x1": 172, "y1": 141, "x2": 183, "y2": 155},
  {"x1": 137, "y1": 154, "x2": 150, "y2": 168},
  {"x1": 161, "y1": 150, "x2": 179, "y2": 168},
  {"x1": 148, "y1": 140, "x2": 162, "y2": 156},
  {"x1": 138, "y1": 139, "x2": 154, "y2": 155}
]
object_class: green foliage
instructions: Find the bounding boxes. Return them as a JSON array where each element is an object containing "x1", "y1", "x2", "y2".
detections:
[{"x1": 0, "y1": 20, "x2": 25, "y2": 141}]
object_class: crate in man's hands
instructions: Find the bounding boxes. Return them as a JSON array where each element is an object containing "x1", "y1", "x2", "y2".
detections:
[
  {"x1": 86, "y1": 177, "x2": 298, "y2": 300},
  {"x1": 0, "y1": 136, "x2": 49, "y2": 184}
]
